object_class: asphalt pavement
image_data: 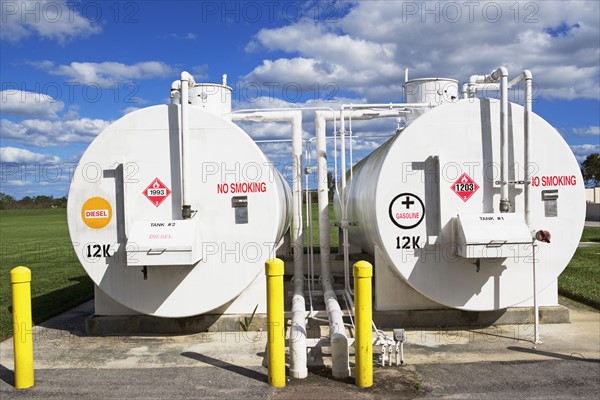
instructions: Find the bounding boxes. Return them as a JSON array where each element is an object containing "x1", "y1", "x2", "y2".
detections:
[{"x1": 1, "y1": 298, "x2": 599, "y2": 399}]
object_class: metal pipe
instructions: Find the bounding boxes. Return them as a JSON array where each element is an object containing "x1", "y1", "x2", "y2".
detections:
[
  {"x1": 289, "y1": 111, "x2": 307, "y2": 379},
  {"x1": 315, "y1": 110, "x2": 350, "y2": 379},
  {"x1": 340, "y1": 110, "x2": 347, "y2": 193},
  {"x1": 231, "y1": 110, "x2": 307, "y2": 379},
  {"x1": 463, "y1": 82, "x2": 500, "y2": 98},
  {"x1": 404, "y1": 68, "x2": 409, "y2": 101},
  {"x1": 180, "y1": 71, "x2": 195, "y2": 219},
  {"x1": 316, "y1": 107, "x2": 420, "y2": 378},
  {"x1": 473, "y1": 67, "x2": 510, "y2": 212},
  {"x1": 170, "y1": 80, "x2": 181, "y2": 104},
  {"x1": 304, "y1": 140, "x2": 316, "y2": 318},
  {"x1": 532, "y1": 244, "x2": 542, "y2": 345},
  {"x1": 498, "y1": 67, "x2": 510, "y2": 212},
  {"x1": 523, "y1": 70, "x2": 533, "y2": 226},
  {"x1": 341, "y1": 102, "x2": 434, "y2": 111}
]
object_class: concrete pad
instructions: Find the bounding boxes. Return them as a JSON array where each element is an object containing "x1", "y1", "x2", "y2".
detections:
[{"x1": 1, "y1": 298, "x2": 598, "y2": 399}]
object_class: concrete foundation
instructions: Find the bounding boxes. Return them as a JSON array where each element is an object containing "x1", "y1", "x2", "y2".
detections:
[
  {"x1": 86, "y1": 305, "x2": 569, "y2": 335},
  {"x1": 86, "y1": 253, "x2": 569, "y2": 335}
]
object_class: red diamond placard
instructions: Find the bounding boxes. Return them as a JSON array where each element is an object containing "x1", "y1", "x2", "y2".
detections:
[
  {"x1": 143, "y1": 178, "x2": 172, "y2": 207},
  {"x1": 451, "y1": 173, "x2": 480, "y2": 202}
]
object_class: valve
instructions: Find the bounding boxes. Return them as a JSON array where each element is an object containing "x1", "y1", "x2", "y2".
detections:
[
  {"x1": 535, "y1": 230, "x2": 551, "y2": 243},
  {"x1": 393, "y1": 329, "x2": 406, "y2": 366}
]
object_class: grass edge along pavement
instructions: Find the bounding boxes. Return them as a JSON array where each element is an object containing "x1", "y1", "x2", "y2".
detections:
[
  {"x1": 1, "y1": 210, "x2": 599, "y2": 342},
  {"x1": 0, "y1": 209, "x2": 93, "y2": 341}
]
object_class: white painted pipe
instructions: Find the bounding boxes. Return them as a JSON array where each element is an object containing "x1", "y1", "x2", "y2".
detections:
[
  {"x1": 171, "y1": 80, "x2": 181, "y2": 104},
  {"x1": 180, "y1": 71, "x2": 195, "y2": 219},
  {"x1": 523, "y1": 70, "x2": 533, "y2": 226},
  {"x1": 231, "y1": 110, "x2": 307, "y2": 379},
  {"x1": 404, "y1": 68, "x2": 409, "y2": 101},
  {"x1": 463, "y1": 82, "x2": 500, "y2": 98},
  {"x1": 498, "y1": 68, "x2": 509, "y2": 212},
  {"x1": 316, "y1": 105, "x2": 433, "y2": 378},
  {"x1": 340, "y1": 102, "x2": 434, "y2": 110},
  {"x1": 501, "y1": 69, "x2": 533, "y2": 222},
  {"x1": 315, "y1": 110, "x2": 350, "y2": 379},
  {"x1": 289, "y1": 111, "x2": 307, "y2": 379},
  {"x1": 472, "y1": 67, "x2": 510, "y2": 212},
  {"x1": 338, "y1": 109, "x2": 350, "y2": 302},
  {"x1": 532, "y1": 243, "x2": 541, "y2": 344},
  {"x1": 340, "y1": 108, "x2": 347, "y2": 193}
]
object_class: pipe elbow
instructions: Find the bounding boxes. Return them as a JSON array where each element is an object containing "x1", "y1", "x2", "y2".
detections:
[
  {"x1": 180, "y1": 71, "x2": 196, "y2": 86},
  {"x1": 523, "y1": 69, "x2": 533, "y2": 80},
  {"x1": 490, "y1": 67, "x2": 508, "y2": 81}
]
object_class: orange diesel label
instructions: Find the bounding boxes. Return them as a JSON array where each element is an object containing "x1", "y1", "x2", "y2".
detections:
[{"x1": 81, "y1": 197, "x2": 113, "y2": 229}]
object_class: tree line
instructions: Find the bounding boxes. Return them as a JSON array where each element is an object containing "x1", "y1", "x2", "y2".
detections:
[{"x1": 0, "y1": 193, "x2": 67, "y2": 210}]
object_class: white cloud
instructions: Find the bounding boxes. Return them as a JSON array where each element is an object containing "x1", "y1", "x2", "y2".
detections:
[
  {"x1": 0, "y1": 146, "x2": 60, "y2": 163},
  {"x1": 244, "y1": 1, "x2": 600, "y2": 101},
  {"x1": 0, "y1": 0, "x2": 101, "y2": 44},
  {"x1": 349, "y1": 139, "x2": 388, "y2": 152},
  {"x1": 570, "y1": 144, "x2": 600, "y2": 163},
  {"x1": 191, "y1": 64, "x2": 209, "y2": 80},
  {"x1": 0, "y1": 117, "x2": 110, "y2": 147},
  {"x1": 156, "y1": 32, "x2": 196, "y2": 40},
  {"x1": 1, "y1": 180, "x2": 32, "y2": 187},
  {"x1": 255, "y1": 141, "x2": 293, "y2": 162},
  {"x1": 573, "y1": 126, "x2": 600, "y2": 136},
  {"x1": 31, "y1": 61, "x2": 176, "y2": 87},
  {"x1": 0, "y1": 90, "x2": 64, "y2": 118}
]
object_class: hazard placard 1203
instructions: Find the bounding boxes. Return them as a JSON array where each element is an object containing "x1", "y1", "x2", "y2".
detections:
[{"x1": 451, "y1": 173, "x2": 480, "y2": 202}]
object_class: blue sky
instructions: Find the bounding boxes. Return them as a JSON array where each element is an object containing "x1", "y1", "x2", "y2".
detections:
[{"x1": 1, "y1": 0, "x2": 599, "y2": 198}]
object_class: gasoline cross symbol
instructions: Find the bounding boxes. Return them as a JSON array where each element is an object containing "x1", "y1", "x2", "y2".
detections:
[
  {"x1": 389, "y1": 193, "x2": 425, "y2": 229},
  {"x1": 401, "y1": 196, "x2": 415, "y2": 209}
]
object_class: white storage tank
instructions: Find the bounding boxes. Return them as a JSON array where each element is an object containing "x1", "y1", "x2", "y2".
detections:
[
  {"x1": 342, "y1": 97, "x2": 585, "y2": 311},
  {"x1": 404, "y1": 78, "x2": 459, "y2": 104},
  {"x1": 68, "y1": 78, "x2": 291, "y2": 318}
]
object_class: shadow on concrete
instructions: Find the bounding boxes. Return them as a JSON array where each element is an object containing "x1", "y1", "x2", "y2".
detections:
[
  {"x1": 470, "y1": 328, "x2": 533, "y2": 342},
  {"x1": 6, "y1": 277, "x2": 93, "y2": 337},
  {"x1": 507, "y1": 346, "x2": 600, "y2": 363},
  {"x1": 181, "y1": 352, "x2": 267, "y2": 383},
  {"x1": 306, "y1": 366, "x2": 355, "y2": 385},
  {"x1": 0, "y1": 363, "x2": 15, "y2": 387},
  {"x1": 255, "y1": 349, "x2": 268, "y2": 369}
]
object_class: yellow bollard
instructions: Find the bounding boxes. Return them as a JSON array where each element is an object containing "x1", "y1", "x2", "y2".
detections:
[
  {"x1": 354, "y1": 261, "x2": 373, "y2": 388},
  {"x1": 10, "y1": 266, "x2": 34, "y2": 389},
  {"x1": 265, "y1": 258, "x2": 286, "y2": 387}
]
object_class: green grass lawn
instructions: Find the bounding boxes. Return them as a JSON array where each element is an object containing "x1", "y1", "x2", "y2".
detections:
[
  {"x1": 304, "y1": 201, "x2": 339, "y2": 252},
  {"x1": 0, "y1": 209, "x2": 93, "y2": 340},
  {"x1": 580, "y1": 226, "x2": 600, "y2": 242},
  {"x1": 558, "y1": 226, "x2": 600, "y2": 309}
]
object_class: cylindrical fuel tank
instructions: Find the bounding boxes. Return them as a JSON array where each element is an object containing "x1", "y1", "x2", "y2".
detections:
[
  {"x1": 342, "y1": 98, "x2": 585, "y2": 311},
  {"x1": 68, "y1": 104, "x2": 291, "y2": 317}
]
